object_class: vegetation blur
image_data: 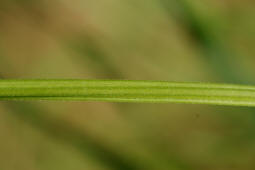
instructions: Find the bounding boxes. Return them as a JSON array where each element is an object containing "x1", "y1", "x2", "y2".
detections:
[{"x1": 0, "y1": 0, "x2": 255, "y2": 169}]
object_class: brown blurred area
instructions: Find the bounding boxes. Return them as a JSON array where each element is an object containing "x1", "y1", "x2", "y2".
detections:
[{"x1": 0, "y1": 0, "x2": 255, "y2": 170}]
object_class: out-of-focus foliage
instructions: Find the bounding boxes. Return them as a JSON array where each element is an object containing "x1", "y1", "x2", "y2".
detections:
[{"x1": 0, "y1": 0, "x2": 255, "y2": 170}]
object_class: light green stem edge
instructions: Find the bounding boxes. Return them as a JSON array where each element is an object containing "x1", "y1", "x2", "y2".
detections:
[{"x1": 1, "y1": 79, "x2": 255, "y2": 107}]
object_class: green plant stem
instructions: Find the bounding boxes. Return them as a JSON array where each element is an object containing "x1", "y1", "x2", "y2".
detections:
[{"x1": 1, "y1": 79, "x2": 255, "y2": 107}]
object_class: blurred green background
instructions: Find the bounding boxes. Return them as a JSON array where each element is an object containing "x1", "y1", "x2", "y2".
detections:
[{"x1": 0, "y1": 0, "x2": 255, "y2": 169}]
